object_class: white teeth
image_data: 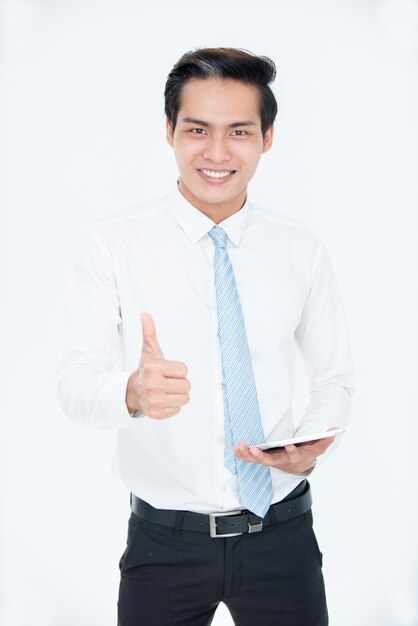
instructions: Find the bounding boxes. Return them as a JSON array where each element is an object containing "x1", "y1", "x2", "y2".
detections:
[{"x1": 200, "y1": 169, "x2": 234, "y2": 179}]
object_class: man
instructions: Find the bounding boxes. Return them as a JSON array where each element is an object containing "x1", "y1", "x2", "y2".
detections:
[{"x1": 56, "y1": 47, "x2": 355, "y2": 625}]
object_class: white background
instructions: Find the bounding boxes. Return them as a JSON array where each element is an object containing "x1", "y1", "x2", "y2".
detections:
[{"x1": 1, "y1": 1, "x2": 417, "y2": 624}]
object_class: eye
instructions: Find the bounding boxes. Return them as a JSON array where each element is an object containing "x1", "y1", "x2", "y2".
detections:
[
  {"x1": 191, "y1": 128, "x2": 207, "y2": 135},
  {"x1": 231, "y1": 129, "x2": 247, "y2": 136}
]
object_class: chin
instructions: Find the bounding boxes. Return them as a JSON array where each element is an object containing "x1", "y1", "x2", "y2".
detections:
[{"x1": 181, "y1": 176, "x2": 244, "y2": 207}]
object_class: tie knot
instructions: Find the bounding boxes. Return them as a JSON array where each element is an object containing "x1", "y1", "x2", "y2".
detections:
[{"x1": 208, "y1": 225, "x2": 228, "y2": 249}]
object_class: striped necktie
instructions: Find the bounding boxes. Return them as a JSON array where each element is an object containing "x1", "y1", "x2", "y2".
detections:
[{"x1": 208, "y1": 225, "x2": 273, "y2": 519}]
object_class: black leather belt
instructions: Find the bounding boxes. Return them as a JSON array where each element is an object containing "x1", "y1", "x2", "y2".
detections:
[{"x1": 131, "y1": 480, "x2": 312, "y2": 538}]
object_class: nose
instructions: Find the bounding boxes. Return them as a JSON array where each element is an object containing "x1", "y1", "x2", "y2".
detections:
[{"x1": 202, "y1": 134, "x2": 232, "y2": 164}]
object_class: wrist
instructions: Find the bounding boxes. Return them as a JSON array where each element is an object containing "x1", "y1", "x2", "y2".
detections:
[{"x1": 301, "y1": 459, "x2": 317, "y2": 476}]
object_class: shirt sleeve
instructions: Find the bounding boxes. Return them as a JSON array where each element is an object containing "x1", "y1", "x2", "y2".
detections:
[
  {"x1": 293, "y1": 239, "x2": 356, "y2": 464},
  {"x1": 55, "y1": 226, "x2": 143, "y2": 429}
]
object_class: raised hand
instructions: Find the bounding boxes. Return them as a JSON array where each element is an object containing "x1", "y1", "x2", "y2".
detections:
[{"x1": 125, "y1": 312, "x2": 191, "y2": 419}]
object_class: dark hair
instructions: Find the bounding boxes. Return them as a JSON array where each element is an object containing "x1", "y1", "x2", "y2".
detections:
[{"x1": 164, "y1": 47, "x2": 277, "y2": 137}]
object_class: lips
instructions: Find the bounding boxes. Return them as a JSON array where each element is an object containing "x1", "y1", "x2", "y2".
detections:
[{"x1": 197, "y1": 168, "x2": 237, "y2": 184}]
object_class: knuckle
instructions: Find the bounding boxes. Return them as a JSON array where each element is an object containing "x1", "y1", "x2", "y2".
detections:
[
  {"x1": 146, "y1": 359, "x2": 160, "y2": 374},
  {"x1": 147, "y1": 390, "x2": 159, "y2": 404},
  {"x1": 144, "y1": 379, "x2": 163, "y2": 396},
  {"x1": 149, "y1": 406, "x2": 180, "y2": 420},
  {"x1": 142, "y1": 369, "x2": 154, "y2": 387}
]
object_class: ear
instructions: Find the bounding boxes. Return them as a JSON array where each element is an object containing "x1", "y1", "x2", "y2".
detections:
[
  {"x1": 166, "y1": 117, "x2": 174, "y2": 147},
  {"x1": 261, "y1": 124, "x2": 274, "y2": 153}
]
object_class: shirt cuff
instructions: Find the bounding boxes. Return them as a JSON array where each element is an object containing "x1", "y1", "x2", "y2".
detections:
[
  {"x1": 129, "y1": 408, "x2": 146, "y2": 418},
  {"x1": 92, "y1": 370, "x2": 147, "y2": 426}
]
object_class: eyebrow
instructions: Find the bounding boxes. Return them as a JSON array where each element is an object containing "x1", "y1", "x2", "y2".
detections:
[{"x1": 181, "y1": 117, "x2": 257, "y2": 128}]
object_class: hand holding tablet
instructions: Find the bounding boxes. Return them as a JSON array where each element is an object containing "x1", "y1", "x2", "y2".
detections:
[{"x1": 255, "y1": 428, "x2": 345, "y2": 453}]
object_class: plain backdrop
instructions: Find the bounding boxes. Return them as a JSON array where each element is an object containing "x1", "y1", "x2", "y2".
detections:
[{"x1": 1, "y1": 0, "x2": 417, "y2": 624}]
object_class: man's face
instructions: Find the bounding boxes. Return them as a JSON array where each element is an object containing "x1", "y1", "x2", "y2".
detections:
[{"x1": 166, "y1": 77, "x2": 274, "y2": 221}]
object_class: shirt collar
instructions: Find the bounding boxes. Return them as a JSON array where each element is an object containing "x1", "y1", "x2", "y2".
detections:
[{"x1": 166, "y1": 180, "x2": 249, "y2": 247}]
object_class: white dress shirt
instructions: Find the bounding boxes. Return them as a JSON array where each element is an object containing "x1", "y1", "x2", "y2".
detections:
[{"x1": 56, "y1": 182, "x2": 355, "y2": 513}]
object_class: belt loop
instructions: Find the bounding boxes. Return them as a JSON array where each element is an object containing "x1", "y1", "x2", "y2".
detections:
[
  {"x1": 174, "y1": 510, "x2": 185, "y2": 536},
  {"x1": 267, "y1": 506, "x2": 276, "y2": 526}
]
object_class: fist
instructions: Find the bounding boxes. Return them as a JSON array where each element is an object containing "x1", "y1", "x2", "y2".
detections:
[{"x1": 125, "y1": 312, "x2": 191, "y2": 419}]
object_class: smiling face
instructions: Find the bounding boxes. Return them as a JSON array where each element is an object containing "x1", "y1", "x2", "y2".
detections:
[{"x1": 166, "y1": 77, "x2": 274, "y2": 223}]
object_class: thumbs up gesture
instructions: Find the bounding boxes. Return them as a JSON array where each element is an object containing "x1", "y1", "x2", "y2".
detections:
[{"x1": 125, "y1": 313, "x2": 191, "y2": 419}]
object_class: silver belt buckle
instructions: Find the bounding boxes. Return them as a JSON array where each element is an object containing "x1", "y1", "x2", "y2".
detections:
[
  {"x1": 209, "y1": 510, "x2": 243, "y2": 538},
  {"x1": 248, "y1": 519, "x2": 263, "y2": 533}
]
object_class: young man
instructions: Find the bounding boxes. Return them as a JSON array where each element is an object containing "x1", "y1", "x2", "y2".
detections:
[{"x1": 56, "y1": 48, "x2": 355, "y2": 625}]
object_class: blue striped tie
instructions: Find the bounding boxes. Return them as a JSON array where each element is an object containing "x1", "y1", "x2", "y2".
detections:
[{"x1": 208, "y1": 225, "x2": 273, "y2": 519}]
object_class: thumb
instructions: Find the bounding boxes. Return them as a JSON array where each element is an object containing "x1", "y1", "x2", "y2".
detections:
[{"x1": 141, "y1": 312, "x2": 164, "y2": 358}]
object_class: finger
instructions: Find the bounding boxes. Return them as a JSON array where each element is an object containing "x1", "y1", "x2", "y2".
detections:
[
  {"x1": 162, "y1": 377, "x2": 191, "y2": 393},
  {"x1": 141, "y1": 312, "x2": 164, "y2": 358},
  {"x1": 232, "y1": 442, "x2": 275, "y2": 466},
  {"x1": 149, "y1": 392, "x2": 190, "y2": 408},
  {"x1": 298, "y1": 436, "x2": 335, "y2": 456},
  {"x1": 232, "y1": 441, "x2": 250, "y2": 459},
  {"x1": 247, "y1": 446, "x2": 278, "y2": 466},
  {"x1": 155, "y1": 359, "x2": 188, "y2": 379},
  {"x1": 284, "y1": 444, "x2": 301, "y2": 464},
  {"x1": 315, "y1": 436, "x2": 335, "y2": 453},
  {"x1": 314, "y1": 435, "x2": 336, "y2": 452},
  {"x1": 233, "y1": 441, "x2": 249, "y2": 453},
  {"x1": 146, "y1": 406, "x2": 182, "y2": 420}
]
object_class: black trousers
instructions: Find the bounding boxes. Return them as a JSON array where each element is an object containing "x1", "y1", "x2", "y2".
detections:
[{"x1": 117, "y1": 488, "x2": 328, "y2": 626}]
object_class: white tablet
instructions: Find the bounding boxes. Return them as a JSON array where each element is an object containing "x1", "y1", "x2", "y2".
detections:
[{"x1": 255, "y1": 428, "x2": 345, "y2": 452}]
